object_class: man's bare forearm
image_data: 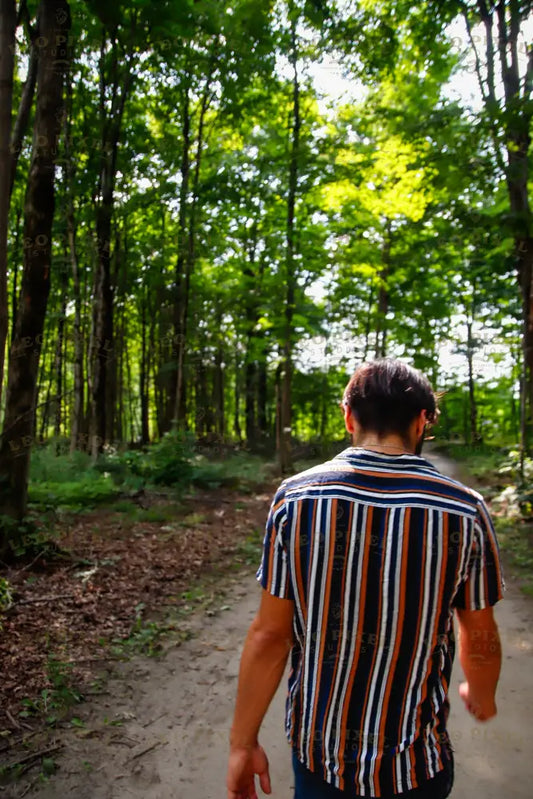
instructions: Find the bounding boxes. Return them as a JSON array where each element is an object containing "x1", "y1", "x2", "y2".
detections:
[
  {"x1": 230, "y1": 618, "x2": 293, "y2": 749},
  {"x1": 459, "y1": 629, "x2": 501, "y2": 697},
  {"x1": 456, "y1": 608, "x2": 501, "y2": 717}
]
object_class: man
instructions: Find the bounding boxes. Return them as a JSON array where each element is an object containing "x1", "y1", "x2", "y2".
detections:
[{"x1": 227, "y1": 359, "x2": 504, "y2": 799}]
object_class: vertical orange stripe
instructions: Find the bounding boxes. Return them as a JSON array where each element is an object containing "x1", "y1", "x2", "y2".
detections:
[
  {"x1": 353, "y1": 507, "x2": 388, "y2": 797},
  {"x1": 374, "y1": 507, "x2": 411, "y2": 795},
  {"x1": 337, "y1": 505, "x2": 373, "y2": 791},
  {"x1": 297, "y1": 497, "x2": 319, "y2": 757},
  {"x1": 293, "y1": 501, "x2": 306, "y2": 616},
  {"x1": 398, "y1": 509, "x2": 427, "y2": 746},
  {"x1": 320, "y1": 502, "x2": 354, "y2": 780}
]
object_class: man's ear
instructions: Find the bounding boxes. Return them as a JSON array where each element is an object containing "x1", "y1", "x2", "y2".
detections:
[
  {"x1": 414, "y1": 409, "x2": 428, "y2": 438},
  {"x1": 343, "y1": 404, "x2": 356, "y2": 434}
]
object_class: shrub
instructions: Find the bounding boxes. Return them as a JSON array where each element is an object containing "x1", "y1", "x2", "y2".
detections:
[{"x1": 146, "y1": 430, "x2": 195, "y2": 487}]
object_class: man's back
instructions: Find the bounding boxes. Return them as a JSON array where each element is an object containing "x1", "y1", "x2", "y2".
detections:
[
  {"x1": 228, "y1": 359, "x2": 503, "y2": 799},
  {"x1": 258, "y1": 448, "x2": 504, "y2": 796}
]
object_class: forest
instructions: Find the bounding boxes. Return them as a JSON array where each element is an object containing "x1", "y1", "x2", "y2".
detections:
[
  {"x1": 0, "y1": 0, "x2": 531, "y2": 554},
  {"x1": 1, "y1": 3, "x2": 533, "y2": 788}
]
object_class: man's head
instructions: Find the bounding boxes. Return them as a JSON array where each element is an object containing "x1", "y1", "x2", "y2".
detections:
[{"x1": 342, "y1": 359, "x2": 438, "y2": 453}]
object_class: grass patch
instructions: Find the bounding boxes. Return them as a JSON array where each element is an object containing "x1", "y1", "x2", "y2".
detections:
[
  {"x1": 232, "y1": 529, "x2": 264, "y2": 568},
  {"x1": 190, "y1": 452, "x2": 274, "y2": 491},
  {"x1": 18, "y1": 654, "x2": 84, "y2": 726},
  {"x1": 29, "y1": 475, "x2": 118, "y2": 508}
]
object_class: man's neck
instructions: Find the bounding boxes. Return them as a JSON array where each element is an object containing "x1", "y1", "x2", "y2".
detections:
[{"x1": 353, "y1": 434, "x2": 415, "y2": 455}]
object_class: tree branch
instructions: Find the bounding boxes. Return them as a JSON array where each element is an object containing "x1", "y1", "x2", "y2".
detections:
[{"x1": 9, "y1": 41, "x2": 37, "y2": 196}]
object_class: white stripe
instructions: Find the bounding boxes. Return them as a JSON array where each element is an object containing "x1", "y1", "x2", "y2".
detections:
[
  {"x1": 400, "y1": 510, "x2": 434, "y2": 752},
  {"x1": 325, "y1": 505, "x2": 366, "y2": 787},
  {"x1": 322, "y1": 503, "x2": 358, "y2": 786},
  {"x1": 366, "y1": 508, "x2": 405, "y2": 792},
  {"x1": 306, "y1": 499, "x2": 332, "y2": 753},
  {"x1": 285, "y1": 486, "x2": 478, "y2": 517},
  {"x1": 299, "y1": 497, "x2": 322, "y2": 763},
  {"x1": 395, "y1": 752, "x2": 403, "y2": 793}
]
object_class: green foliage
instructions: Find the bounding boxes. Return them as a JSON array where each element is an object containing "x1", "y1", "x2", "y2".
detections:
[
  {"x1": 0, "y1": 577, "x2": 13, "y2": 631},
  {"x1": 0, "y1": 515, "x2": 47, "y2": 560},
  {"x1": 0, "y1": 577, "x2": 13, "y2": 612},
  {"x1": 28, "y1": 475, "x2": 118, "y2": 508},
  {"x1": 190, "y1": 452, "x2": 273, "y2": 491},
  {"x1": 113, "y1": 602, "x2": 190, "y2": 656},
  {"x1": 30, "y1": 445, "x2": 93, "y2": 483},
  {"x1": 146, "y1": 431, "x2": 195, "y2": 486},
  {"x1": 233, "y1": 529, "x2": 264, "y2": 567},
  {"x1": 18, "y1": 655, "x2": 83, "y2": 725}
]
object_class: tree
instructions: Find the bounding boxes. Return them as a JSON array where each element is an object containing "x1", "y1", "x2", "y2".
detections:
[
  {"x1": 0, "y1": 0, "x2": 17, "y2": 406},
  {"x1": 0, "y1": 0, "x2": 71, "y2": 557}
]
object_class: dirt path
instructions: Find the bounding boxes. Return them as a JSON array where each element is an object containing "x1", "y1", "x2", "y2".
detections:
[{"x1": 11, "y1": 453, "x2": 533, "y2": 799}]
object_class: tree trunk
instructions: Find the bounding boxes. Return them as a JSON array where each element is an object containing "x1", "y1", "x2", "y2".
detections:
[
  {"x1": 38, "y1": 333, "x2": 53, "y2": 442},
  {"x1": 114, "y1": 297, "x2": 125, "y2": 443},
  {"x1": 234, "y1": 350, "x2": 242, "y2": 442},
  {"x1": 213, "y1": 339, "x2": 225, "y2": 440},
  {"x1": 464, "y1": 2, "x2": 533, "y2": 447},
  {"x1": 0, "y1": 0, "x2": 71, "y2": 557},
  {"x1": 90, "y1": 32, "x2": 134, "y2": 458},
  {"x1": 279, "y1": 11, "x2": 300, "y2": 474},
  {"x1": 245, "y1": 359, "x2": 256, "y2": 446},
  {"x1": 140, "y1": 295, "x2": 150, "y2": 444},
  {"x1": 173, "y1": 66, "x2": 212, "y2": 430},
  {"x1": 362, "y1": 281, "x2": 374, "y2": 362},
  {"x1": 53, "y1": 266, "x2": 68, "y2": 445},
  {"x1": 257, "y1": 358, "x2": 267, "y2": 438},
  {"x1": 0, "y1": 0, "x2": 17, "y2": 407},
  {"x1": 10, "y1": 205, "x2": 22, "y2": 345},
  {"x1": 172, "y1": 84, "x2": 191, "y2": 429},
  {"x1": 63, "y1": 67, "x2": 82, "y2": 453},
  {"x1": 67, "y1": 193, "x2": 83, "y2": 453},
  {"x1": 374, "y1": 227, "x2": 391, "y2": 359},
  {"x1": 10, "y1": 27, "x2": 38, "y2": 196},
  {"x1": 466, "y1": 319, "x2": 481, "y2": 445}
]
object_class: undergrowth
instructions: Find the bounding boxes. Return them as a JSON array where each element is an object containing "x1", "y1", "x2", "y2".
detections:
[{"x1": 441, "y1": 443, "x2": 533, "y2": 594}]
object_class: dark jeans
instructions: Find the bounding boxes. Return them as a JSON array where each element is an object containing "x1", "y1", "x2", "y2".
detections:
[{"x1": 292, "y1": 751, "x2": 454, "y2": 799}]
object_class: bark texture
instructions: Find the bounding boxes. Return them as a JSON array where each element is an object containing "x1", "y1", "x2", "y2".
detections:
[
  {"x1": 0, "y1": 0, "x2": 17, "y2": 405},
  {"x1": 0, "y1": 0, "x2": 71, "y2": 556}
]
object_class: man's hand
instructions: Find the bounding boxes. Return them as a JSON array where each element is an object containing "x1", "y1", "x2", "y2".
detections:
[
  {"x1": 459, "y1": 680, "x2": 497, "y2": 722},
  {"x1": 227, "y1": 743, "x2": 272, "y2": 799}
]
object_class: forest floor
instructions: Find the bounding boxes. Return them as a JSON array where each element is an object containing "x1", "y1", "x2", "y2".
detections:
[{"x1": 1, "y1": 451, "x2": 532, "y2": 798}]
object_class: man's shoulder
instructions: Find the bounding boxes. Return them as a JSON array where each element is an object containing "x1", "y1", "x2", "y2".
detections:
[
  {"x1": 276, "y1": 449, "x2": 485, "y2": 514},
  {"x1": 279, "y1": 455, "x2": 352, "y2": 491}
]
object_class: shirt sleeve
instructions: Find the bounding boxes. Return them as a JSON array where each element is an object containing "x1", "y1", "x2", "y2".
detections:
[
  {"x1": 453, "y1": 498, "x2": 505, "y2": 610},
  {"x1": 256, "y1": 482, "x2": 294, "y2": 600}
]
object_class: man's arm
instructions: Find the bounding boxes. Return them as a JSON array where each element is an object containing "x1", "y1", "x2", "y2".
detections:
[
  {"x1": 227, "y1": 589, "x2": 294, "y2": 799},
  {"x1": 455, "y1": 606, "x2": 502, "y2": 721}
]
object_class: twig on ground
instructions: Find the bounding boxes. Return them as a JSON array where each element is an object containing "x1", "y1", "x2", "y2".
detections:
[
  {"x1": 5, "y1": 709, "x2": 21, "y2": 730},
  {"x1": 19, "y1": 776, "x2": 40, "y2": 798},
  {"x1": 16, "y1": 593, "x2": 77, "y2": 607},
  {"x1": 4, "y1": 743, "x2": 62, "y2": 771},
  {"x1": 142, "y1": 712, "x2": 168, "y2": 728},
  {"x1": 66, "y1": 655, "x2": 121, "y2": 664},
  {"x1": 18, "y1": 551, "x2": 46, "y2": 573},
  {"x1": 0, "y1": 729, "x2": 40, "y2": 755},
  {"x1": 129, "y1": 740, "x2": 167, "y2": 761}
]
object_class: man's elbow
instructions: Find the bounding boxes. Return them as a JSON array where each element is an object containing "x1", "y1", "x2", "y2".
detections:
[{"x1": 247, "y1": 616, "x2": 294, "y2": 652}]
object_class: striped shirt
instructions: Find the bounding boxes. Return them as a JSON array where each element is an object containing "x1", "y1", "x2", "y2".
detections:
[{"x1": 257, "y1": 448, "x2": 504, "y2": 797}]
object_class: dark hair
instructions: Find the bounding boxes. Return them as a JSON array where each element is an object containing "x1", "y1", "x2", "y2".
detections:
[{"x1": 342, "y1": 359, "x2": 438, "y2": 439}]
